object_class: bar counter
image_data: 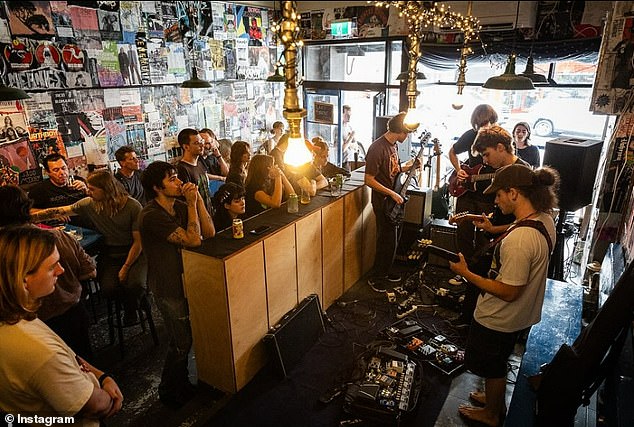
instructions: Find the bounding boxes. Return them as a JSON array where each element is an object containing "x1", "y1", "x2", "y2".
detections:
[{"x1": 181, "y1": 169, "x2": 377, "y2": 393}]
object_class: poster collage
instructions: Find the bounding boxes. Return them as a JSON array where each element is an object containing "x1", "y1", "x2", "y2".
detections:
[
  {"x1": 0, "y1": 1, "x2": 286, "y2": 186},
  {"x1": 0, "y1": 1, "x2": 396, "y2": 187}
]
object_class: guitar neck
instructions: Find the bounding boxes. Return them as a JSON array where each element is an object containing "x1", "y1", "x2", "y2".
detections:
[
  {"x1": 398, "y1": 132, "x2": 431, "y2": 197},
  {"x1": 470, "y1": 172, "x2": 496, "y2": 183}
]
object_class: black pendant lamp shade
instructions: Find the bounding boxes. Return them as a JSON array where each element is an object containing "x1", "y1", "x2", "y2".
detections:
[
  {"x1": 483, "y1": 54, "x2": 535, "y2": 90},
  {"x1": 181, "y1": 68, "x2": 212, "y2": 89},
  {"x1": 521, "y1": 56, "x2": 548, "y2": 84},
  {"x1": 0, "y1": 82, "x2": 30, "y2": 101}
]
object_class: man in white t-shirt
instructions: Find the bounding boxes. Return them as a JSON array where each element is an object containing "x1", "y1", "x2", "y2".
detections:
[{"x1": 449, "y1": 164, "x2": 559, "y2": 426}]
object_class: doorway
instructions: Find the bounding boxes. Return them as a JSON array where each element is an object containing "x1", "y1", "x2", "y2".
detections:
[{"x1": 305, "y1": 88, "x2": 382, "y2": 168}]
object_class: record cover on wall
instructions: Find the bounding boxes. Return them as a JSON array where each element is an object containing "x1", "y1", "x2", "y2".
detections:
[{"x1": 5, "y1": 1, "x2": 55, "y2": 37}]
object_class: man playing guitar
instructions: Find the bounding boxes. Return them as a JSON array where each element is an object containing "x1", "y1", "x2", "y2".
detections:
[
  {"x1": 449, "y1": 115, "x2": 529, "y2": 326},
  {"x1": 364, "y1": 112, "x2": 419, "y2": 292}
]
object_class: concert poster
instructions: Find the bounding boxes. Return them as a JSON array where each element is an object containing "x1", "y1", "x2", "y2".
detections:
[{"x1": 5, "y1": 1, "x2": 55, "y2": 37}]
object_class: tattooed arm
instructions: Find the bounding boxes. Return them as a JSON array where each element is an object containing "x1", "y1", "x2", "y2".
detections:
[
  {"x1": 196, "y1": 189, "x2": 215, "y2": 239},
  {"x1": 166, "y1": 183, "x2": 203, "y2": 247},
  {"x1": 30, "y1": 205, "x2": 76, "y2": 223}
]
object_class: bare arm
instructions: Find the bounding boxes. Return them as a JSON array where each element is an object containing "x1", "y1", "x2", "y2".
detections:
[
  {"x1": 448, "y1": 146, "x2": 468, "y2": 180},
  {"x1": 31, "y1": 205, "x2": 76, "y2": 223},
  {"x1": 364, "y1": 173, "x2": 403, "y2": 204},
  {"x1": 166, "y1": 183, "x2": 203, "y2": 247},
  {"x1": 255, "y1": 176, "x2": 284, "y2": 208},
  {"x1": 280, "y1": 171, "x2": 295, "y2": 196},
  {"x1": 196, "y1": 190, "x2": 215, "y2": 238},
  {"x1": 118, "y1": 231, "x2": 143, "y2": 283},
  {"x1": 314, "y1": 174, "x2": 329, "y2": 192},
  {"x1": 449, "y1": 253, "x2": 524, "y2": 302},
  {"x1": 75, "y1": 356, "x2": 123, "y2": 419}
]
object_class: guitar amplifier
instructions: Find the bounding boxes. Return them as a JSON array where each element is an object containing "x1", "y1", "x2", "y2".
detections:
[
  {"x1": 403, "y1": 187, "x2": 432, "y2": 227},
  {"x1": 428, "y1": 219, "x2": 457, "y2": 267},
  {"x1": 263, "y1": 294, "x2": 325, "y2": 378}
]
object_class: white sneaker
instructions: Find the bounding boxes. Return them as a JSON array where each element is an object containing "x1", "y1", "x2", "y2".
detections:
[{"x1": 448, "y1": 275, "x2": 464, "y2": 286}]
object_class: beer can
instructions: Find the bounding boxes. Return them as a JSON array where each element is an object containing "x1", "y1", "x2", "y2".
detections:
[{"x1": 232, "y1": 218, "x2": 244, "y2": 239}]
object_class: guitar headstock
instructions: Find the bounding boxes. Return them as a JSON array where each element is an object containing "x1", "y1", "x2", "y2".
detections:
[{"x1": 432, "y1": 138, "x2": 441, "y2": 156}]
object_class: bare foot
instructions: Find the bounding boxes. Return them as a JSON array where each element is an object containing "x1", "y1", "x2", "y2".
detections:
[
  {"x1": 469, "y1": 390, "x2": 486, "y2": 405},
  {"x1": 458, "y1": 405, "x2": 500, "y2": 426}
]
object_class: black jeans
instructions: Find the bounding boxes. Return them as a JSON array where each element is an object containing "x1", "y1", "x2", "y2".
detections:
[
  {"x1": 45, "y1": 301, "x2": 93, "y2": 359},
  {"x1": 155, "y1": 296, "x2": 193, "y2": 398},
  {"x1": 372, "y1": 200, "x2": 402, "y2": 278}
]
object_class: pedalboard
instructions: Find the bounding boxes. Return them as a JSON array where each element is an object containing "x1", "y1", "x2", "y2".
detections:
[
  {"x1": 343, "y1": 347, "x2": 422, "y2": 424},
  {"x1": 382, "y1": 318, "x2": 465, "y2": 376}
]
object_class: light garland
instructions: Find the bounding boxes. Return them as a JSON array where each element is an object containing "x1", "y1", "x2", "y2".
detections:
[{"x1": 372, "y1": 1, "x2": 481, "y2": 123}]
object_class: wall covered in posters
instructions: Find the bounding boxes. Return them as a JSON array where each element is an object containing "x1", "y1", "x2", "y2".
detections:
[{"x1": 0, "y1": 0, "x2": 286, "y2": 186}]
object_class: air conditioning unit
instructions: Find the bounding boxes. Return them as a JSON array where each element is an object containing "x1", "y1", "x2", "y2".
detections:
[{"x1": 439, "y1": 1, "x2": 537, "y2": 32}]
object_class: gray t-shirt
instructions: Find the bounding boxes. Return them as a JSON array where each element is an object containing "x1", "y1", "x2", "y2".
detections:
[{"x1": 71, "y1": 196, "x2": 142, "y2": 247}]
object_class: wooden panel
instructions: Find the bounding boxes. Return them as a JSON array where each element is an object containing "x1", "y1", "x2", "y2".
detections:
[
  {"x1": 264, "y1": 225, "x2": 298, "y2": 326},
  {"x1": 225, "y1": 243, "x2": 268, "y2": 391},
  {"x1": 321, "y1": 198, "x2": 344, "y2": 308},
  {"x1": 296, "y1": 210, "x2": 323, "y2": 303},
  {"x1": 182, "y1": 251, "x2": 234, "y2": 392},
  {"x1": 344, "y1": 188, "x2": 364, "y2": 291},
  {"x1": 362, "y1": 185, "x2": 376, "y2": 275}
]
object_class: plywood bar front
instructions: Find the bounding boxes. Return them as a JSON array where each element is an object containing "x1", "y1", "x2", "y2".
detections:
[{"x1": 181, "y1": 170, "x2": 374, "y2": 393}]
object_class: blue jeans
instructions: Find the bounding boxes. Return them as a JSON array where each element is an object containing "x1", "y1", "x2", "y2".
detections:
[{"x1": 154, "y1": 296, "x2": 193, "y2": 397}]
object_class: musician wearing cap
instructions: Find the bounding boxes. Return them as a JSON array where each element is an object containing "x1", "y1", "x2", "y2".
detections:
[
  {"x1": 364, "y1": 112, "x2": 419, "y2": 292},
  {"x1": 448, "y1": 163, "x2": 559, "y2": 426}
]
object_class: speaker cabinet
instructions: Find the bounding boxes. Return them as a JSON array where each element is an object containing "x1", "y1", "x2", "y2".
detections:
[
  {"x1": 374, "y1": 116, "x2": 390, "y2": 140},
  {"x1": 543, "y1": 137, "x2": 603, "y2": 212},
  {"x1": 263, "y1": 294, "x2": 325, "y2": 378},
  {"x1": 428, "y1": 219, "x2": 457, "y2": 267},
  {"x1": 404, "y1": 188, "x2": 432, "y2": 227},
  {"x1": 374, "y1": 115, "x2": 411, "y2": 160}
]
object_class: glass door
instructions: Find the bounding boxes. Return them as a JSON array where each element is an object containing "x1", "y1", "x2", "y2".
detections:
[{"x1": 305, "y1": 89, "x2": 341, "y2": 164}]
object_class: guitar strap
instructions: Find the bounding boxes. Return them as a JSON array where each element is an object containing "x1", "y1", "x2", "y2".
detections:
[{"x1": 470, "y1": 218, "x2": 554, "y2": 265}]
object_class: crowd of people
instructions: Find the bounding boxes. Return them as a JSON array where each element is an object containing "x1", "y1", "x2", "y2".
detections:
[{"x1": 0, "y1": 108, "x2": 560, "y2": 425}]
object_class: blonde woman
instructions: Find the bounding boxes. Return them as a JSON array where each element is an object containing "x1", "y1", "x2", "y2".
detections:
[
  {"x1": 0, "y1": 226, "x2": 123, "y2": 423},
  {"x1": 32, "y1": 170, "x2": 147, "y2": 325}
]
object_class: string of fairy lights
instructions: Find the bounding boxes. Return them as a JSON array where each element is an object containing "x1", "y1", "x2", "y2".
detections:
[{"x1": 372, "y1": 1, "x2": 482, "y2": 124}]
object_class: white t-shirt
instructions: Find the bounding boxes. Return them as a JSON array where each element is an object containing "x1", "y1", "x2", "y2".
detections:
[
  {"x1": 474, "y1": 212, "x2": 556, "y2": 333},
  {"x1": 0, "y1": 319, "x2": 98, "y2": 426}
]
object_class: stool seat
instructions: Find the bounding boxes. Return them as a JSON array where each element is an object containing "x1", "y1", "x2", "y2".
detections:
[{"x1": 107, "y1": 293, "x2": 159, "y2": 358}]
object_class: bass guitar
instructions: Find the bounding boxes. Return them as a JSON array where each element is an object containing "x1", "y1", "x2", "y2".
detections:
[
  {"x1": 448, "y1": 164, "x2": 496, "y2": 198},
  {"x1": 386, "y1": 131, "x2": 432, "y2": 224}
]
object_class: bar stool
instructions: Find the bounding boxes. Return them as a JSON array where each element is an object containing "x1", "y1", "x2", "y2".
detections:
[{"x1": 107, "y1": 292, "x2": 159, "y2": 358}]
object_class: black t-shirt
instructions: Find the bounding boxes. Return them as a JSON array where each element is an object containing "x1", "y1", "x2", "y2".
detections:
[
  {"x1": 176, "y1": 160, "x2": 213, "y2": 214},
  {"x1": 453, "y1": 128, "x2": 483, "y2": 168},
  {"x1": 28, "y1": 178, "x2": 94, "y2": 228},
  {"x1": 244, "y1": 182, "x2": 270, "y2": 218},
  {"x1": 365, "y1": 135, "x2": 400, "y2": 207},
  {"x1": 138, "y1": 199, "x2": 188, "y2": 299}
]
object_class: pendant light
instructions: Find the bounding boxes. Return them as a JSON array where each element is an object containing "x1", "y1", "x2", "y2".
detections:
[
  {"x1": 482, "y1": 2, "x2": 534, "y2": 91},
  {"x1": 181, "y1": 1, "x2": 211, "y2": 89},
  {"x1": 0, "y1": 82, "x2": 30, "y2": 101}
]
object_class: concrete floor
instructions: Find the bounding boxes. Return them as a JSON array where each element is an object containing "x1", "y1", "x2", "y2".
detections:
[{"x1": 87, "y1": 261, "x2": 593, "y2": 427}]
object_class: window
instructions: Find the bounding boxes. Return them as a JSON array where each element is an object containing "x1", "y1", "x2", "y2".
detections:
[{"x1": 304, "y1": 41, "x2": 386, "y2": 82}]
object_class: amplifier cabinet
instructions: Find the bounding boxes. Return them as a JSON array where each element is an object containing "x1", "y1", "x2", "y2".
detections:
[
  {"x1": 263, "y1": 294, "x2": 325, "y2": 378},
  {"x1": 404, "y1": 188, "x2": 432, "y2": 227},
  {"x1": 428, "y1": 219, "x2": 457, "y2": 267}
]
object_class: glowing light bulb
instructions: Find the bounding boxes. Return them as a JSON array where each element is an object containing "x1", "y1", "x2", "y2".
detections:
[
  {"x1": 284, "y1": 136, "x2": 312, "y2": 167},
  {"x1": 403, "y1": 108, "x2": 421, "y2": 131}
]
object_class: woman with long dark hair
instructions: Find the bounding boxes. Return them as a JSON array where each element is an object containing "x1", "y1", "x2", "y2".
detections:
[
  {"x1": 244, "y1": 154, "x2": 294, "y2": 218},
  {"x1": 225, "y1": 140, "x2": 251, "y2": 187},
  {"x1": 212, "y1": 182, "x2": 246, "y2": 231}
]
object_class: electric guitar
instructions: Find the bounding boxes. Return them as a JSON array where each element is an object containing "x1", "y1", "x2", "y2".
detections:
[
  {"x1": 448, "y1": 212, "x2": 493, "y2": 225},
  {"x1": 448, "y1": 164, "x2": 496, "y2": 198},
  {"x1": 386, "y1": 131, "x2": 432, "y2": 225}
]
